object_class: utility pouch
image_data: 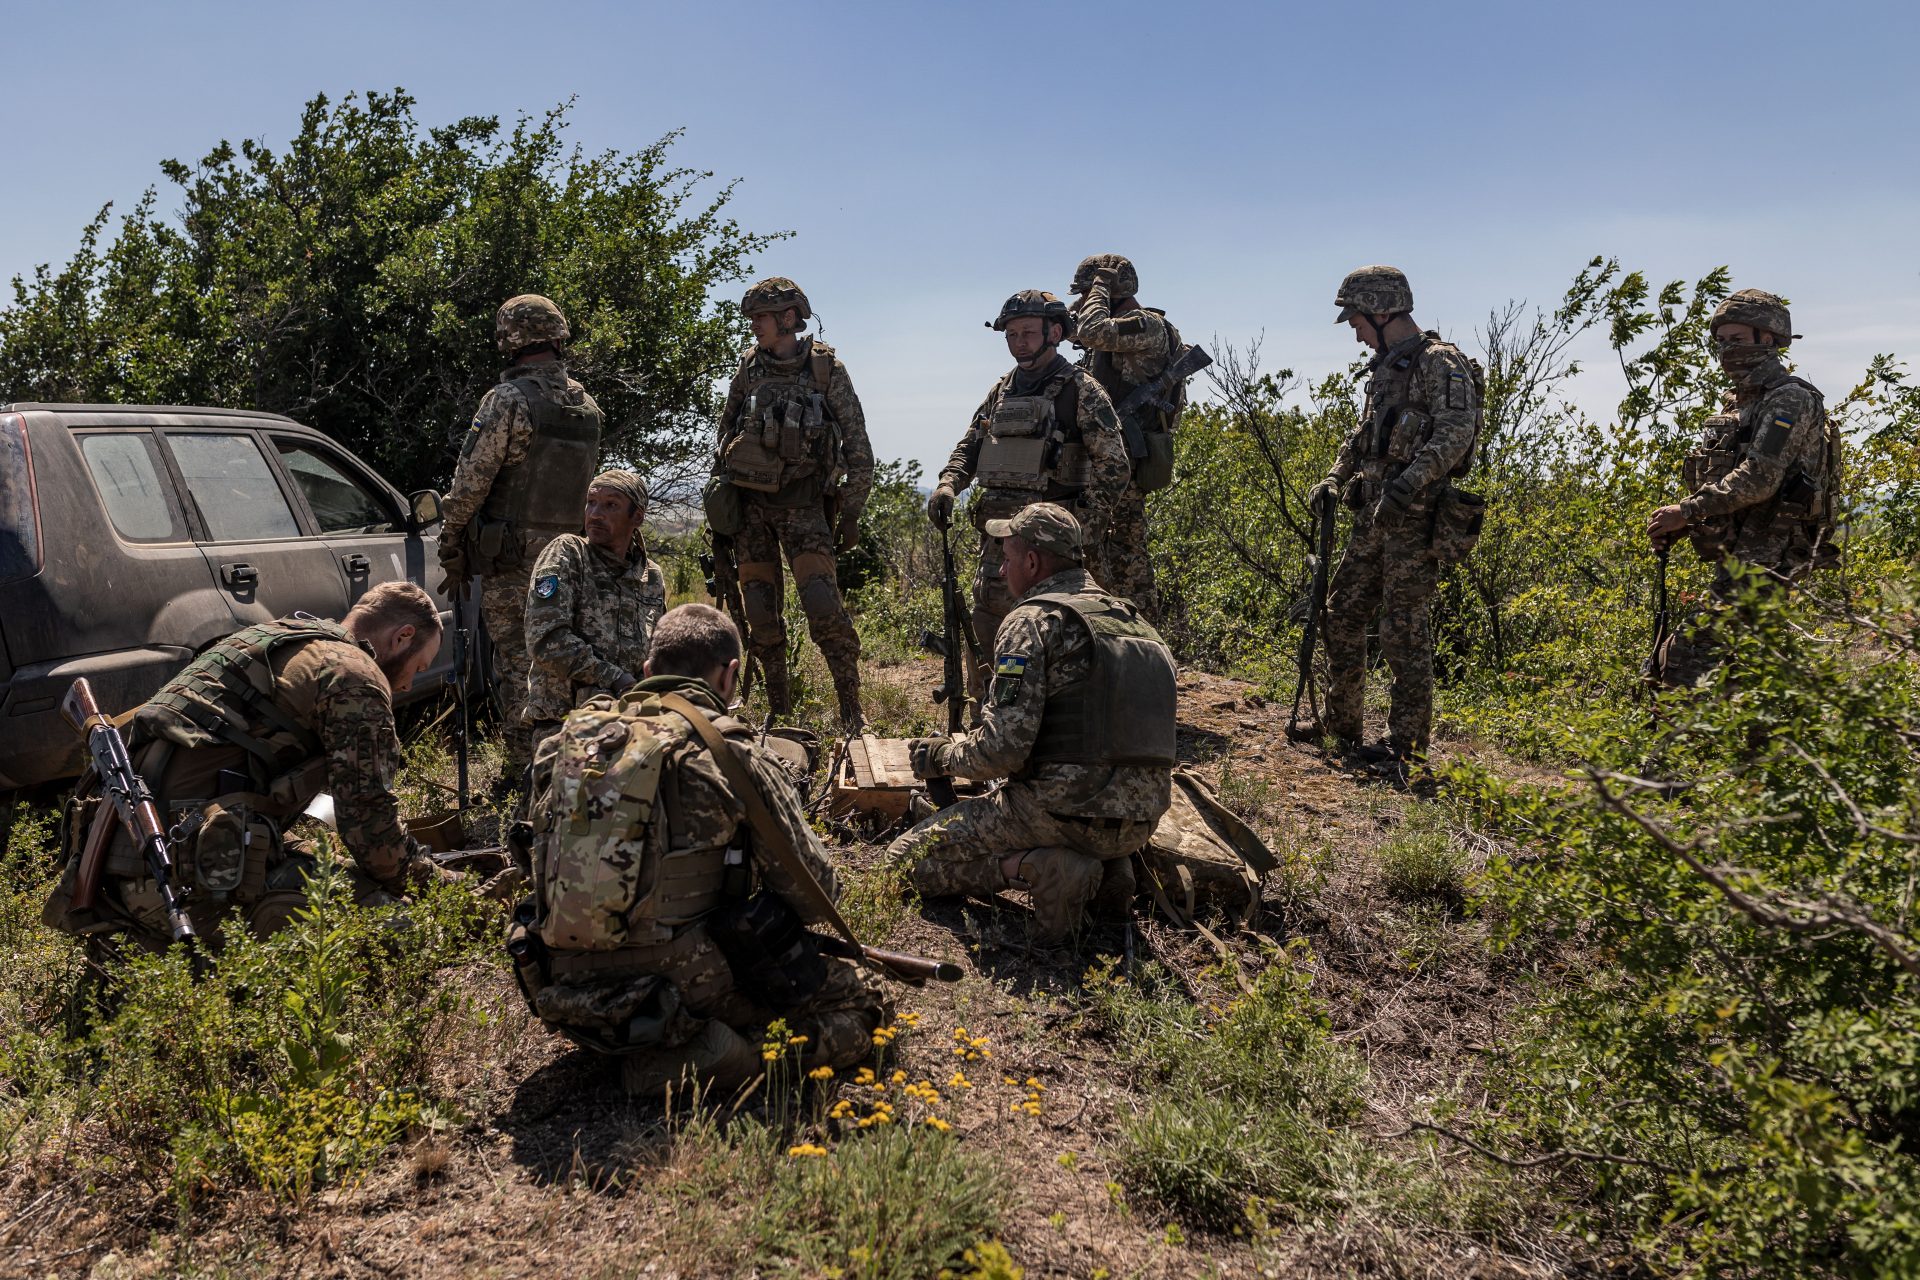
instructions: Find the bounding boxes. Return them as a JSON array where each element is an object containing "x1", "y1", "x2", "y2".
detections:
[
  {"x1": 1682, "y1": 448, "x2": 1740, "y2": 493},
  {"x1": 702, "y1": 475, "x2": 745, "y2": 537},
  {"x1": 1774, "y1": 470, "x2": 1819, "y2": 520},
  {"x1": 1385, "y1": 408, "x2": 1431, "y2": 463},
  {"x1": 1687, "y1": 518, "x2": 1734, "y2": 561},
  {"x1": 1340, "y1": 475, "x2": 1369, "y2": 512},
  {"x1": 465, "y1": 518, "x2": 513, "y2": 575},
  {"x1": 724, "y1": 430, "x2": 785, "y2": 493},
  {"x1": 1134, "y1": 429, "x2": 1175, "y2": 493},
  {"x1": 976, "y1": 437, "x2": 1051, "y2": 491},
  {"x1": 1427, "y1": 485, "x2": 1487, "y2": 565},
  {"x1": 778, "y1": 400, "x2": 809, "y2": 463},
  {"x1": 707, "y1": 890, "x2": 828, "y2": 1012},
  {"x1": 194, "y1": 797, "x2": 277, "y2": 902}
]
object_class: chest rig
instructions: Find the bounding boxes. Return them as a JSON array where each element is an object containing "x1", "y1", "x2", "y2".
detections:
[
  {"x1": 721, "y1": 340, "x2": 840, "y2": 505},
  {"x1": 1356, "y1": 334, "x2": 1479, "y2": 480},
  {"x1": 974, "y1": 368, "x2": 1089, "y2": 498},
  {"x1": 1682, "y1": 374, "x2": 1836, "y2": 552}
]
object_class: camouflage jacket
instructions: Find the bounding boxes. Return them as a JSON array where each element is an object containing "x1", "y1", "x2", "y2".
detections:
[
  {"x1": 523, "y1": 534, "x2": 668, "y2": 724},
  {"x1": 1074, "y1": 282, "x2": 1175, "y2": 409},
  {"x1": 715, "y1": 337, "x2": 875, "y2": 515},
  {"x1": 939, "y1": 355, "x2": 1130, "y2": 528},
  {"x1": 442, "y1": 359, "x2": 595, "y2": 543},
  {"x1": 1679, "y1": 355, "x2": 1827, "y2": 523},
  {"x1": 936, "y1": 567, "x2": 1170, "y2": 821},
  {"x1": 1328, "y1": 331, "x2": 1477, "y2": 520}
]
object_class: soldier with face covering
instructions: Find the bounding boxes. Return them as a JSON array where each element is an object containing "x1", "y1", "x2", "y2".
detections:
[
  {"x1": 437, "y1": 295, "x2": 604, "y2": 790},
  {"x1": 1646, "y1": 289, "x2": 1840, "y2": 687}
]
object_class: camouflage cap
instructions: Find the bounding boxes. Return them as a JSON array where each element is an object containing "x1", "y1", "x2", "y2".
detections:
[
  {"x1": 741, "y1": 277, "x2": 812, "y2": 320},
  {"x1": 983, "y1": 502, "x2": 1084, "y2": 561},
  {"x1": 1711, "y1": 289, "x2": 1796, "y2": 342},
  {"x1": 496, "y1": 294, "x2": 571, "y2": 353},
  {"x1": 1333, "y1": 266, "x2": 1414, "y2": 323},
  {"x1": 587, "y1": 469, "x2": 648, "y2": 512},
  {"x1": 1071, "y1": 253, "x2": 1138, "y2": 298},
  {"x1": 989, "y1": 289, "x2": 1076, "y2": 338}
]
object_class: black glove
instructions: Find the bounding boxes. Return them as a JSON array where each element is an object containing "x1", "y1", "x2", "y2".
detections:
[
  {"x1": 908, "y1": 736, "x2": 951, "y2": 780},
  {"x1": 1308, "y1": 479, "x2": 1338, "y2": 518},
  {"x1": 436, "y1": 539, "x2": 467, "y2": 597},
  {"x1": 836, "y1": 510, "x2": 862, "y2": 554},
  {"x1": 927, "y1": 485, "x2": 956, "y2": 530},
  {"x1": 1377, "y1": 476, "x2": 1419, "y2": 522}
]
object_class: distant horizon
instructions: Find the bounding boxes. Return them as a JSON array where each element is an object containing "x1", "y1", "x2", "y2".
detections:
[{"x1": 5, "y1": 0, "x2": 1916, "y2": 480}]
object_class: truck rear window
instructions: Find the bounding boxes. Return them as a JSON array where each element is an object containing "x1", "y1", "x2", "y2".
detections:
[{"x1": 0, "y1": 414, "x2": 39, "y2": 582}]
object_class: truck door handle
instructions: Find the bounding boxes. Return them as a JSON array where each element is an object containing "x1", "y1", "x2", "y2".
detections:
[
  {"x1": 341, "y1": 553, "x2": 371, "y2": 576},
  {"x1": 221, "y1": 562, "x2": 259, "y2": 589}
]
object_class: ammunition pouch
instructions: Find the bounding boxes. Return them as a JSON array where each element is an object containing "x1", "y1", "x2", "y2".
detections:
[
  {"x1": 1134, "y1": 428, "x2": 1175, "y2": 493},
  {"x1": 1772, "y1": 469, "x2": 1820, "y2": 523},
  {"x1": 1687, "y1": 518, "x2": 1735, "y2": 561},
  {"x1": 1382, "y1": 407, "x2": 1431, "y2": 464},
  {"x1": 707, "y1": 890, "x2": 828, "y2": 1013},
  {"x1": 464, "y1": 517, "x2": 521, "y2": 576},
  {"x1": 1426, "y1": 485, "x2": 1486, "y2": 566},
  {"x1": 702, "y1": 475, "x2": 745, "y2": 536},
  {"x1": 1682, "y1": 447, "x2": 1741, "y2": 494},
  {"x1": 1340, "y1": 476, "x2": 1370, "y2": 512},
  {"x1": 191, "y1": 796, "x2": 278, "y2": 903},
  {"x1": 723, "y1": 429, "x2": 786, "y2": 494}
]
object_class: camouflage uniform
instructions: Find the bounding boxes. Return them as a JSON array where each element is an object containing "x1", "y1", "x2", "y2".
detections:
[
  {"x1": 939, "y1": 356, "x2": 1129, "y2": 702},
  {"x1": 715, "y1": 335, "x2": 873, "y2": 724},
  {"x1": 523, "y1": 674, "x2": 888, "y2": 1095},
  {"x1": 1071, "y1": 261, "x2": 1181, "y2": 617},
  {"x1": 1321, "y1": 330, "x2": 1478, "y2": 757},
  {"x1": 523, "y1": 533, "x2": 667, "y2": 729},
  {"x1": 1658, "y1": 344, "x2": 1834, "y2": 687},
  {"x1": 43, "y1": 621, "x2": 432, "y2": 952},
  {"x1": 890, "y1": 512, "x2": 1175, "y2": 942},
  {"x1": 442, "y1": 358, "x2": 603, "y2": 777}
]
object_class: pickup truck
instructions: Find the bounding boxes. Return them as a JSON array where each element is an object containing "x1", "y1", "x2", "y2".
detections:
[{"x1": 0, "y1": 402, "x2": 460, "y2": 791}]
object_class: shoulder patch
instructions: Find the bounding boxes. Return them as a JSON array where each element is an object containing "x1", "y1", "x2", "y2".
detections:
[
  {"x1": 1115, "y1": 314, "x2": 1147, "y2": 335},
  {"x1": 991, "y1": 652, "x2": 1029, "y2": 706},
  {"x1": 994, "y1": 654, "x2": 1029, "y2": 677},
  {"x1": 533, "y1": 575, "x2": 560, "y2": 600},
  {"x1": 1447, "y1": 370, "x2": 1471, "y2": 411}
]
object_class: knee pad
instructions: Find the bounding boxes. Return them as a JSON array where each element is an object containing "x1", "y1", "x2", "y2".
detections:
[{"x1": 799, "y1": 574, "x2": 845, "y2": 618}]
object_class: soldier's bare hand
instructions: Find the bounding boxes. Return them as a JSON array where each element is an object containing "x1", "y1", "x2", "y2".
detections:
[{"x1": 1648, "y1": 505, "x2": 1689, "y2": 547}]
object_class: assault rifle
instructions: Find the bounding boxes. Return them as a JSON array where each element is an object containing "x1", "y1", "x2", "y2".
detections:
[
  {"x1": 1288, "y1": 492, "x2": 1338, "y2": 739},
  {"x1": 811, "y1": 933, "x2": 964, "y2": 985},
  {"x1": 62, "y1": 677, "x2": 196, "y2": 945},
  {"x1": 701, "y1": 532, "x2": 757, "y2": 701},
  {"x1": 1116, "y1": 342, "x2": 1214, "y2": 421},
  {"x1": 450, "y1": 580, "x2": 472, "y2": 809},
  {"x1": 918, "y1": 525, "x2": 980, "y2": 806},
  {"x1": 1640, "y1": 545, "x2": 1671, "y2": 698}
]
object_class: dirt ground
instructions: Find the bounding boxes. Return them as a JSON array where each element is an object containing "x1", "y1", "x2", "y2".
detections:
[{"x1": 3, "y1": 660, "x2": 1571, "y2": 1280}]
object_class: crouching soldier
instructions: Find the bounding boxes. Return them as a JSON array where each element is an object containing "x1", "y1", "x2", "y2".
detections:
[
  {"x1": 890, "y1": 504, "x2": 1176, "y2": 944},
  {"x1": 509, "y1": 604, "x2": 889, "y2": 1097},
  {"x1": 45, "y1": 581, "x2": 455, "y2": 952}
]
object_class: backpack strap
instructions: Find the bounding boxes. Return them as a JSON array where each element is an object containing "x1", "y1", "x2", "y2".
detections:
[
  {"x1": 659, "y1": 693, "x2": 861, "y2": 948},
  {"x1": 809, "y1": 341, "x2": 835, "y2": 396}
]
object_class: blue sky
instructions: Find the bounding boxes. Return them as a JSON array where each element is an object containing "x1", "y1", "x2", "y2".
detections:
[{"x1": 5, "y1": 0, "x2": 1917, "y2": 478}]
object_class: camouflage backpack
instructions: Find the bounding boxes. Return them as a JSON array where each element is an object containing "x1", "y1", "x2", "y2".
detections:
[{"x1": 1135, "y1": 768, "x2": 1278, "y2": 931}]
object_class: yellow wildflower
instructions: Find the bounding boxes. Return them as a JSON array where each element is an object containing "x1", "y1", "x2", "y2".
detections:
[
  {"x1": 808, "y1": 1066, "x2": 835, "y2": 1081},
  {"x1": 786, "y1": 1143, "x2": 829, "y2": 1158},
  {"x1": 924, "y1": 1117, "x2": 952, "y2": 1132}
]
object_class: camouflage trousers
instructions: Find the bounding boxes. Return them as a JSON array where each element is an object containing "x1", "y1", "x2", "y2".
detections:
[
  {"x1": 1655, "y1": 524, "x2": 1824, "y2": 689},
  {"x1": 1324, "y1": 514, "x2": 1440, "y2": 756},
  {"x1": 737, "y1": 502, "x2": 863, "y2": 724},
  {"x1": 967, "y1": 524, "x2": 1018, "y2": 708},
  {"x1": 888, "y1": 782, "x2": 1152, "y2": 940},
  {"x1": 1089, "y1": 488, "x2": 1158, "y2": 621},
  {"x1": 480, "y1": 530, "x2": 559, "y2": 778}
]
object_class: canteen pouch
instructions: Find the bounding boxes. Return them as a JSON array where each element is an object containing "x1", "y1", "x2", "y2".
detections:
[
  {"x1": 1427, "y1": 486, "x2": 1486, "y2": 565},
  {"x1": 702, "y1": 475, "x2": 746, "y2": 536},
  {"x1": 707, "y1": 890, "x2": 828, "y2": 1012},
  {"x1": 1134, "y1": 429, "x2": 1175, "y2": 493}
]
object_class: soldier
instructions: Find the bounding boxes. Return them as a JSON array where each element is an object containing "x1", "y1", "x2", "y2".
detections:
[
  {"x1": 1647, "y1": 289, "x2": 1839, "y2": 687},
  {"x1": 513, "y1": 604, "x2": 889, "y2": 1097},
  {"x1": 43, "y1": 582, "x2": 454, "y2": 951},
  {"x1": 891, "y1": 504, "x2": 1176, "y2": 944},
  {"x1": 1068, "y1": 253, "x2": 1186, "y2": 618},
  {"x1": 523, "y1": 469, "x2": 668, "y2": 750},
  {"x1": 436, "y1": 295, "x2": 604, "y2": 790},
  {"x1": 1308, "y1": 266, "x2": 1480, "y2": 772},
  {"x1": 927, "y1": 292, "x2": 1130, "y2": 703},
  {"x1": 709, "y1": 277, "x2": 873, "y2": 729}
]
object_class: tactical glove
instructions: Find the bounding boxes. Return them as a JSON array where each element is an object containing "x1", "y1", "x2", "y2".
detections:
[
  {"x1": 835, "y1": 510, "x2": 862, "y2": 554},
  {"x1": 1308, "y1": 479, "x2": 1338, "y2": 518},
  {"x1": 435, "y1": 541, "x2": 468, "y2": 597},
  {"x1": 1376, "y1": 476, "x2": 1419, "y2": 522},
  {"x1": 927, "y1": 484, "x2": 957, "y2": 530},
  {"x1": 908, "y1": 736, "x2": 952, "y2": 780}
]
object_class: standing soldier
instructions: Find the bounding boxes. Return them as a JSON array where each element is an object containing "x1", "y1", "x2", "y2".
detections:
[
  {"x1": 927, "y1": 291, "x2": 1129, "y2": 702},
  {"x1": 710, "y1": 278, "x2": 872, "y2": 730},
  {"x1": 437, "y1": 295, "x2": 603, "y2": 792},
  {"x1": 1068, "y1": 253, "x2": 1185, "y2": 618},
  {"x1": 1647, "y1": 289, "x2": 1839, "y2": 687},
  {"x1": 1308, "y1": 266, "x2": 1480, "y2": 773},
  {"x1": 523, "y1": 470, "x2": 669, "y2": 750},
  {"x1": 892, "y1": 504, "x2": 1176, "y2": 944}
]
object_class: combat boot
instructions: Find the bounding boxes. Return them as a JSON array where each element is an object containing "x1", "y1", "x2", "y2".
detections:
[
  {"x1": 620, "y1": 1017, "x2": 762, "y2": 1101},
  {"x1": 1089, "y1": 854, "x2": 1137, "y2": 921},
  {"x1": 758, "y1": 653, "x2": 792, "y2": 717},
  {"x1": 1017, "y1": 846, "x2": 1103, "y2": 944}
]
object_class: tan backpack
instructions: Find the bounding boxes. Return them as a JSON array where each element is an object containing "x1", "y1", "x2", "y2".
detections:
[{"x1": 1136, "y1": 768, "x2": 1278, "y2": 931}]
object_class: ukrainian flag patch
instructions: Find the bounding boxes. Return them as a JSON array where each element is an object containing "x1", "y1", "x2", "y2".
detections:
[
  {"x1": 1774, "y1": 415, "x2": 1794, "y2": 429},
  {"x1": 995, "y1": 655, "x2": 1028, "y2": 677}
]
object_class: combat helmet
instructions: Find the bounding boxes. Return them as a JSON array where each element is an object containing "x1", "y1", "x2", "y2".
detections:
[
  {"x1": 1333, "y1": 266, "x2": 1414, "y2": 323},
  {"x1": 1071, "y1": 253, "x2": 1138, "y2": 298},
  {"x1": 1711, "y1": 289, "x2": 1796, "y2": 343},
  {"x1": 741, "y1": 277, "x2": 813, "y2": 321},
  {"x1": 989, "y1": 289, "x2": 1076, "y2": 338},
  {"x1": 496, "y1": 294, "x2": 571, "y2": 354}
]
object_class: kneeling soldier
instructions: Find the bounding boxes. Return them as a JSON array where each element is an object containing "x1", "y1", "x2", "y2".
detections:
[
  {"x1": 45, "y1": 582, "x2": 454, "y2": 951},
  {"x1": 890, "y1": 504, "x2": 1176, "y2": 944},
  {"x1": 512, "y1": 605, "x2": 889, "y2": 1097}
]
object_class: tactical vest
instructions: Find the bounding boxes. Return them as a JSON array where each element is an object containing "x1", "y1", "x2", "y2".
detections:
[
  {"x1": 720, "y1": 341, "x2": 840, "y2": 506},
  {"x1": 1361, "y1": 335, "x2": 1483, "y2": 479},
  {"x1": 973, "y1": 368, "x2": 1089, "y2": 499},
  {"x1": 1021, "y1": 590, "x2": 1178, "y2": 769},
  {"x1": 478, "y1": 375, "x2": 605, "y2": 540},
  {"x1": 1681, "y1": 376, "x2": 1837, "y2": 550},
  {"x1": 137, "y1": 615, "x2": 346, "y2": 792},
  {"x1": 1087, "y1": 311, "x2": 1183, "y2": 425},
  {"x1": 529, "y1": 692, "x2": 742, "y2": 952}
]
